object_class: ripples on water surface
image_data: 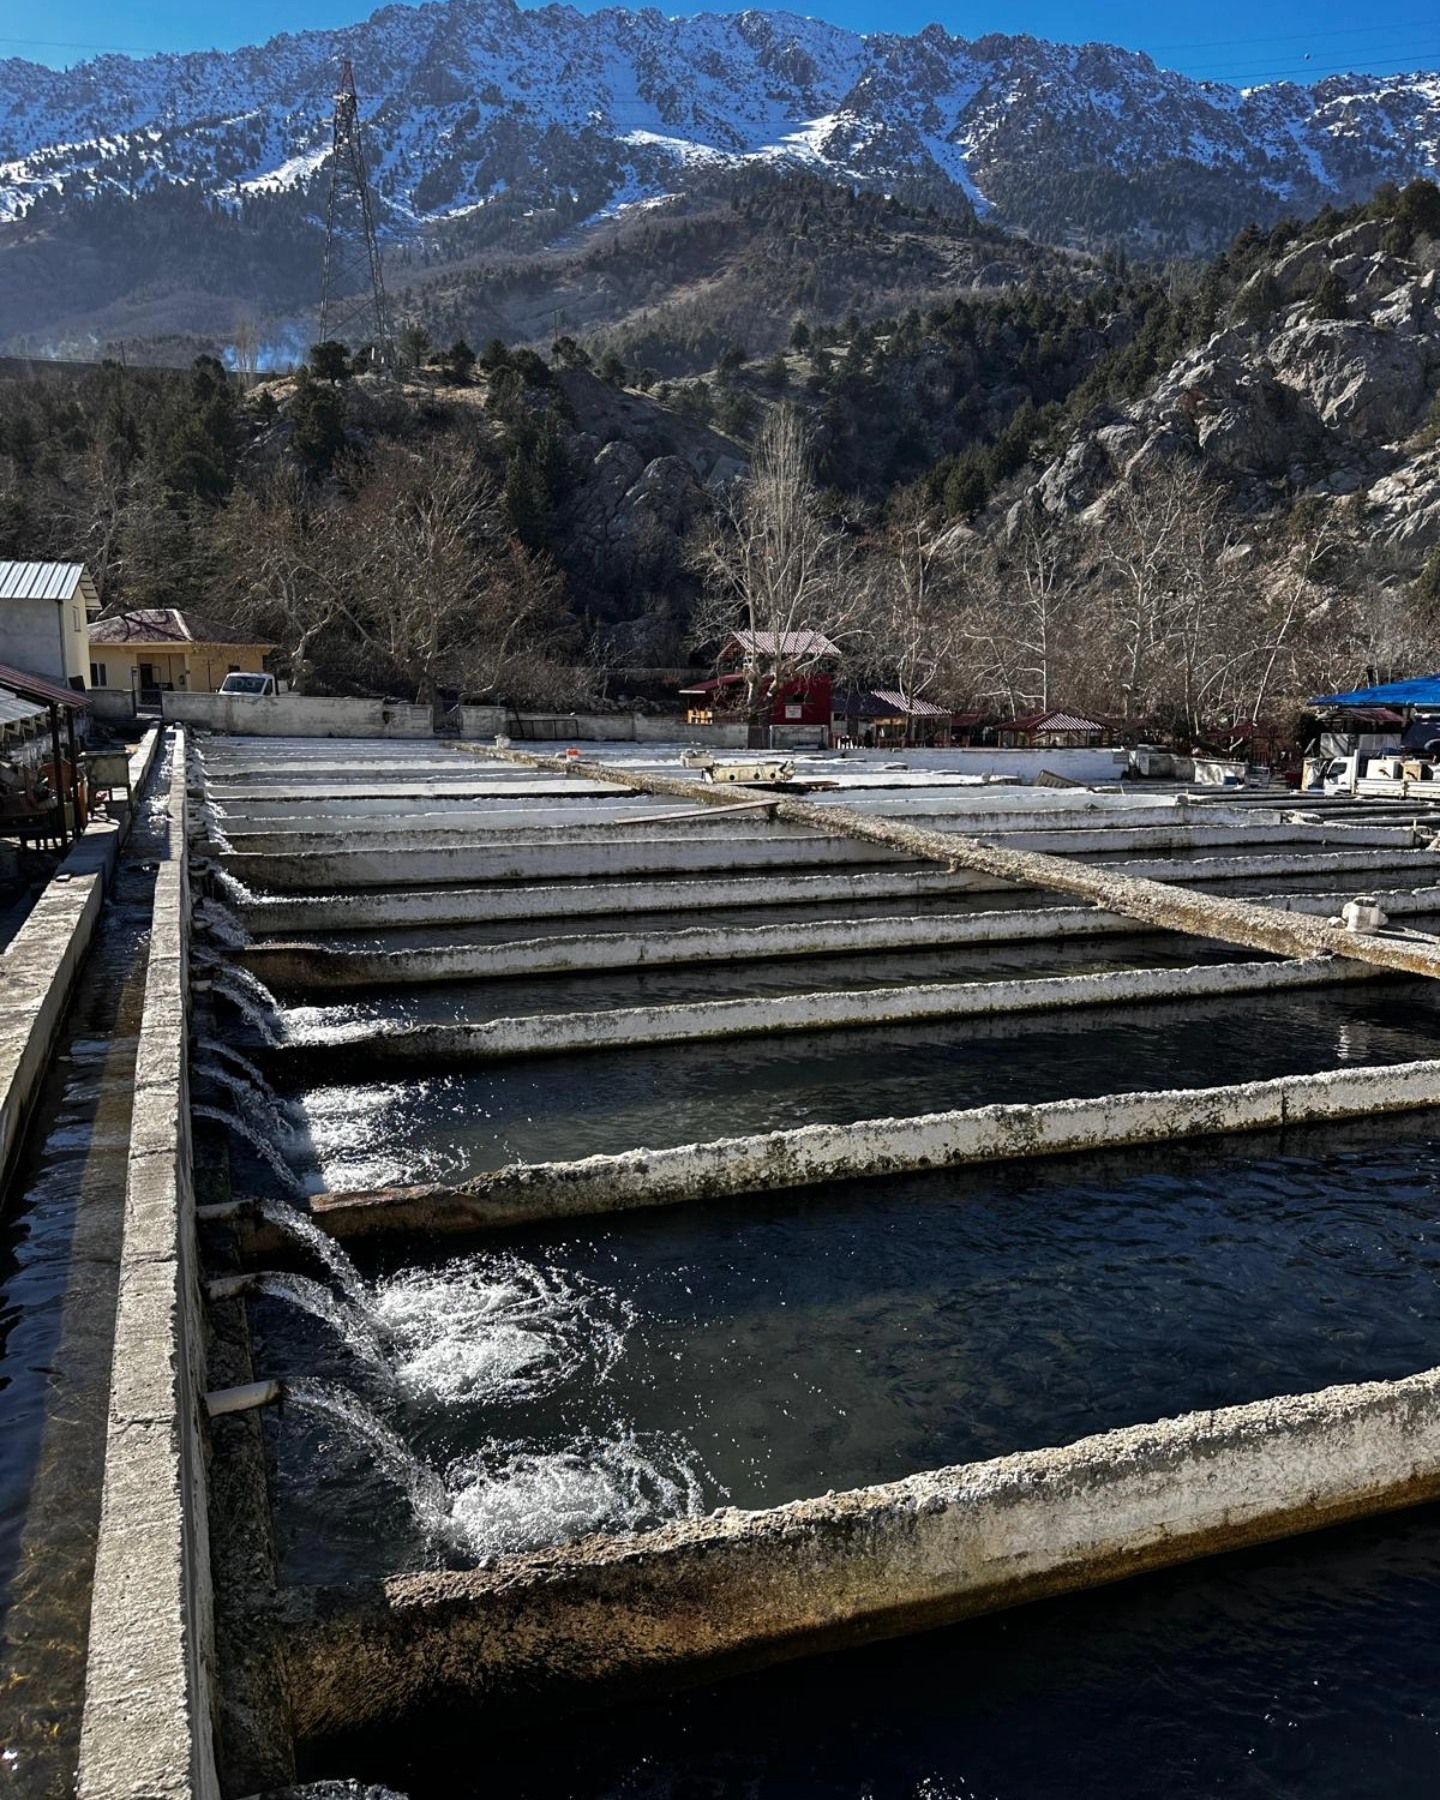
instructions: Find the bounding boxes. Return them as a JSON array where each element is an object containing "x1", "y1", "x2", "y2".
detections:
[
  {"x1": 320, "y1": 1501, "x2": 1440, "y2": 1798},
  {"x1": 255, "y1": 1128, "x2": 1440, "y2": 1590},
  {"x1": 233, "y1": 984, "x2": 1440, "y2": 1190}
]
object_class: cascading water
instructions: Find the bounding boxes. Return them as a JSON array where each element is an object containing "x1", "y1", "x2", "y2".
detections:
[
  {"x1": 195, "y1": 896, "x2": 251, "y2": 947},
  {"x1": 212, "y1": 865, "x2": 262, "y2": 909},
  {"x1": 255, "y1": 1196, "x2": 370, "y2": 1301},
  {"x1": 195, "y1": 1058, "x2": 297, "y2": 1149},
  {"x1": 282, "y1": 1378, "x2": 450, "y2": 1536},
  {"x1": 193, "y1": 1105, "x2": 307, "y2": 1195},
  {"x1": 249, "y1": 1244, "x2": 715, "y2": 1565},
  {"x1": 255, "y1": 1271, "x2": 390, "y2": 1374},
  {"x1": 194, "y1": 1037, "x2": 271, "y2": 1092},
  {"x1": 277, "y1": 1381, "x2": 712, "y2": 1564},
  {"x1": 209, "y1": 965, "x2": 286, "y2": 1044},
  {"x1": 199, "y1": 798, "x2": 233, "y2": 853}
]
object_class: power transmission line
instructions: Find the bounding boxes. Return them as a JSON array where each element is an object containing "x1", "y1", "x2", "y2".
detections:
[{"x1": 319, "y1": 58, "x2": 394, "y2": 371}]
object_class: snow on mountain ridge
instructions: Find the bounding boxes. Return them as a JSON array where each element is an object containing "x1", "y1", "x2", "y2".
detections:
[{"x1": 0, "y1": 1, "x2": 1437, "y2": 244}]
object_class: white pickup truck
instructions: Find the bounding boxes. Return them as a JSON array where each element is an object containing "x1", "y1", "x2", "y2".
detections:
[
  {"x1": 217, "y1": 672, "x2": 277, "y2": 697},
  {"x1": 1322, "y1": 751, "x2": 1439, "y2": 797}
]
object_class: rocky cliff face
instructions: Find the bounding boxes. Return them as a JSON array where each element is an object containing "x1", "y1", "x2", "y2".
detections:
[{"x1": 1021, "y1": 221, "x2": 1440, "y2": 553}]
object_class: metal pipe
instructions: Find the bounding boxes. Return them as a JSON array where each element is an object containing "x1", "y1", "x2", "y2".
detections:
[
  {"x1": 204, "y1": 1380, "x2": 283, "y2": 1418},
  {"x1": 204, "y1": 1274, "x2": 259, "y2": 1302}
]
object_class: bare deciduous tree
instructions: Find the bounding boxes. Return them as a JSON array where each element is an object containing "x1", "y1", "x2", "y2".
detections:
[
  {"x1": 213, "y1": 444, "x2": 579, "y2": 703},
  {"x1": 688, "y1": 407, "x2": 864, "y2": 738},
  {"x1": 859, "y1": 501, "x2": 973, "y2": 707}
]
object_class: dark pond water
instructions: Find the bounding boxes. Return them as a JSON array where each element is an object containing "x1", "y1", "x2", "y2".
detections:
[
  {"x1": 276, "y1": 928, "x2": 1263, "y2": 1033},
  {"x1": 233, "y1": 980, "x2": 1440, "y2": 1191},
  {"x1": 306, "y1": 1498, "x2": 1440, "y2": 1798},
  {"x1": 0, "y1": 745, "x2": 170, "y2": 1798},
  {"x1": 250, "y1": 1126, "x2": 1440, "y2": 1588}
]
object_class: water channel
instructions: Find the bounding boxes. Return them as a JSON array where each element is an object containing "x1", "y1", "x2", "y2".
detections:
[{"x1": 0, "y1": 744, "x2": 171, "y2": 1798}]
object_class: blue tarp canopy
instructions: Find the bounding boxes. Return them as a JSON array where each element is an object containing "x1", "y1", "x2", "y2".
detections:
[{"x1": 1309, "y1": 676, "x2": 1440, "y2": 709}]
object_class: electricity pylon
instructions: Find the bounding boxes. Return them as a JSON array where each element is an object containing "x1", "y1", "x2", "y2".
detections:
[{"x1": 318, "y1": 58, "x2": 394, "y2": 370}]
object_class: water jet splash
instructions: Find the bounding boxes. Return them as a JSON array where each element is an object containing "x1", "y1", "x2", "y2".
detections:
[
  {"x1": 194, "y1": 1038, "x2": 270, "y2": 1091},
  {"x1": 195, "y1": 896, "x2": 250, "y2": 947},
  {"x1": 213, "y1": 865, "x2": 262, "y2": 909},
  {"x1": 199, "y1": 799, "x2": 233, "y2": 853},
  {"x1": 442, "y1": 1432, "x2": 713, "y2": 1559},
  {"x1": 195, "y1": 1059, "x2": 296, "y2": 1148},
  {"x1": 373, "y1": 1257, "x2": 632, "y2": 1408},
  {"x1": 210, "y1": 966, "x2": 286, "y2": 1044},
  {"x1": 284, "y1": 1378, "x2": 448, "y2": 1532},
  {"x1": 257, "y1": 1197, "x2": 368, "y2": 1302},
  {"x1": 193, "y1": 1105, "x2": 306, "y2": 1196},
  {"x1": 255, "y1": 1271, "x2": 390, "y2": 1373}
]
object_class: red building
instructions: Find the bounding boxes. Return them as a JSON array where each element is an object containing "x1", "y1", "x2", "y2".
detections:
[{"x1": 679, "y1": 630, "x2": 839, "y2": 738}]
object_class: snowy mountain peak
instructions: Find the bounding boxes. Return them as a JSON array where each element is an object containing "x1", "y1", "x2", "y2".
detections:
[{"x1": 1, "y1": 3, "x2": 1438, "y2": 354}]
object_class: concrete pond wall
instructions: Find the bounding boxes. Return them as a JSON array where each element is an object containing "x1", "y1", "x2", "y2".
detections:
[
  {"x1": 77, "y1": 732, "x2": 220, "y2": 1800},
  {"x1": 90, "y1": 725, "x2": 1440, "y2": 1786},
  {"x1": 282, "y1": 1363, "x2": 1440, "y2": 1740},
  {"x1": 0, "y1": 728, "x2": 160, "y2": 1190}
]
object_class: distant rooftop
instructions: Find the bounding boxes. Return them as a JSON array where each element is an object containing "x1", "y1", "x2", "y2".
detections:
[
  {"x1": 90, "y1": 608, "x2": 274, "y2": 649},
  {"x1": 726, "y1": 629, "x2": 841, "y2": 660},
  {"x1": 0, "y1": 561, "x2": 100, "y2": 611}
]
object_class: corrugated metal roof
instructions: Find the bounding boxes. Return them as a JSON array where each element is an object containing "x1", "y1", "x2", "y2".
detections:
[
  {"x1": 90, "y1": 607, "x2": 274, "y2": 648},
  {"x1": 1010, "y1": 710, "x2": 1106, "y2": 734},
  {"x1": 1310, "y1": 676, "x2": 1440, "y2": 709},
  {"x1": 0, "y1": 561, "x2": 99, "y2": 610},
  {"x1": 728, "y1": 629, "x2": 841, "y2": 659},
  {"x1": 0, "y1": 661, "x2": 90, "y2": 710},
  {"x1": 0, "y1": 687, "x2": 46, "y2": 731},
  {"x1": 870, "y1": 689, "x2": 951, "y2": 717}
]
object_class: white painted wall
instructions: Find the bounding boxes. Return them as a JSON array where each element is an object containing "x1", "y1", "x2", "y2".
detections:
[{"x1": 164, "y1": 693, "x2": 433, "y2": 737}]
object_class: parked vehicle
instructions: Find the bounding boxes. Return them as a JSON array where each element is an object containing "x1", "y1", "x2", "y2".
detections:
[
  {"x1": 1322, "y1": 751, "x2": 1440, "y2": 797},
  {"x1": 218, "y1": 672, "x2": 276, "y2": 697}
]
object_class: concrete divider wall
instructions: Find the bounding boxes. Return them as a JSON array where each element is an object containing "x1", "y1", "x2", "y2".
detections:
[
  {"x1": 270, "y1": 957, "x2": 1380, "y2": 1069},
  {"x1": 222, "y1": 831, "x2": 906, "y2": 892},
  {"x1": 0, "y1": 727, "x2": 161, "y2": 1190},
  {"x1": 305, "y1": 1057, "x2": 1440, "y2": 1240},
  {"x1": 283, "y1": 1362, "x2": 1440, "y2": 1737},
  {"x1": 78, "y1": 731, "x2": 220, "y2": 1800}
]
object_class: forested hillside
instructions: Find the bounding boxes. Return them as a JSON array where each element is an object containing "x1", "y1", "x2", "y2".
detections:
[{"x1": 3, "y1": 179, "x2": 1438, "y2": 736}]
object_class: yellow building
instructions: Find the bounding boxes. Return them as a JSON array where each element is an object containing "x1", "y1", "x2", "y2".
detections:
[{"x1": 88, "y1": 609, "x2": 275, "y2": 702}]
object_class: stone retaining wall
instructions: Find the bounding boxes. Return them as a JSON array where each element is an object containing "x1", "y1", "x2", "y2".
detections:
[{"x1": 0, "y1": 728, "x2": 160, "y2": 1190}]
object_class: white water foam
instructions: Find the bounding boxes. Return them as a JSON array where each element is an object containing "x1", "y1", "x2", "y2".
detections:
[
  {"x1": 196, "y1": 894, "x2": 251, "y2": 946},
  {"x1": 442, "y1": 1432, "x2": 712, "y2": 1560},
  {"x1": 213, "y1": 865, "x2": 262, "y2": 908},
  {"x1": 298, "y1": 1079, "x2": 459, "y2": 1191},
  {"x1": 373, "y1": 1256, "x2": 631, "y2": 1408},
  {"x1": 199, "y1": 799, "x2": 233, "y2": 853}
]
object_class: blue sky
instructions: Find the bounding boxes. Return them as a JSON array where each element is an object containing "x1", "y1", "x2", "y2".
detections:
[{"x1": 3, "y1": 0, "x2": 1438, "y2": 86}]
